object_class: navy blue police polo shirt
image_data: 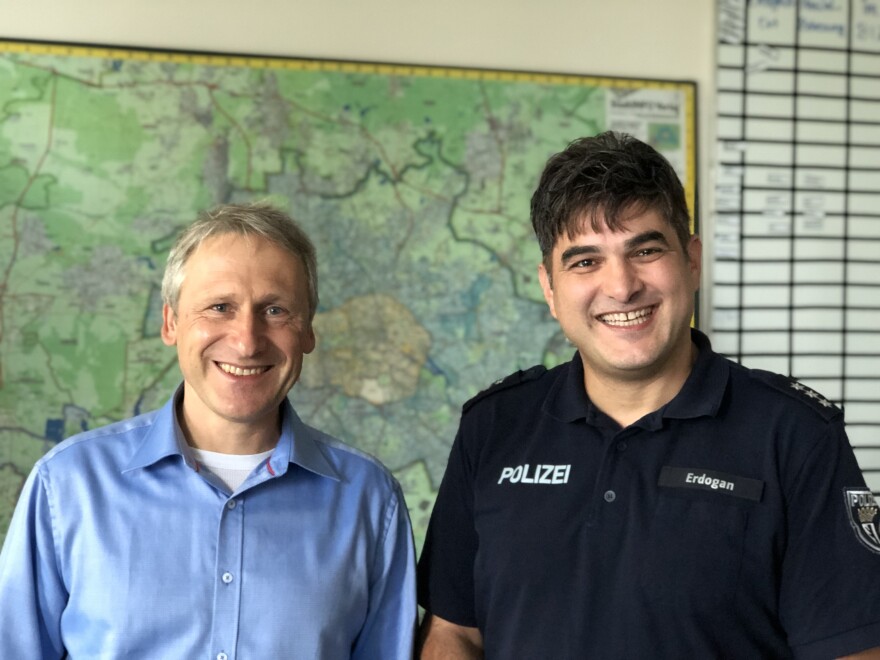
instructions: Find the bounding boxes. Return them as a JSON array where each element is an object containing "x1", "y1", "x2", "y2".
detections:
[{"x1": 417, "y1": 330, "x2": 880, "y2": 659}]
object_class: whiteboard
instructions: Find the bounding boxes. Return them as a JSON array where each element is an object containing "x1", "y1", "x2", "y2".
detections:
[{"x1": 712, "y1": 0, "x2": 880, "y2": 492}]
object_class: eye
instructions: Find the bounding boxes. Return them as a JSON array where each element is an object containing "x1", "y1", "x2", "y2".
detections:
[
  {"x1": 633, "y1": 246, "x2": 665, "y2": 260},
  {"x1": 266, "y1": 306, "x2": 285, "y2": 316},
  {"x1": 569, "y1": 257, "x2": 596, "y2": 269},
  {"x1": 211, "y1": 303, "x2": 229, "y2": 313}
]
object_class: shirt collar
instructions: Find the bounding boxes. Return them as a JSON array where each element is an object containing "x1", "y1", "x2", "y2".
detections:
[
  {"x1": 659, "y1": 329, "x2": 729, "y2": 421},
  {"x1": 268, "y1": 401, "x2": 340, "y2": 481},
  {"x1": 543, "y1": 351, "x2": 594, "y2": 423},
  {"x1": 543, "y1": 329, "x2": 729, "y2": 427},
  {"x1": 124, "y1": 385, "x2": 191, "y2": 472},
  {"x1": 125, "y1": 386, "x2": 340, "y2": 481}
]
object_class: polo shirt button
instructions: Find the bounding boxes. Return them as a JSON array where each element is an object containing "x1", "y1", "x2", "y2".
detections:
[
  {"x1": 222, "y1": 572, "x2": 234, "y2": 584},
  {"x1": 227, "y1": 499, "x2": 237, "y2": 510},
  {"x1": 616, "y1": 441, "x2": 627, "y2": 451},
  {"x1": 217, "y1": 653, "x2": 228, "y2": 660},
  {"x1": 604, "y1": 490, "x2": 616, "y2": 502}
]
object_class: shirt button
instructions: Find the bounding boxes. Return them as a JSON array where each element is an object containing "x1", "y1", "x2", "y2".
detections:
[
  {"x1": 604, "y1": 490, "x2": 616, "y2": 503},
  {"x1": 221, "y1": 572, "x2": 234, "y2": 584},
  {"x1": 217, "y1": 653, "x2": 228, "y2": 660},
  {"x1": 226, "y1": 499, "x2": 237, "y2": 510},
  {"x1": 616, "y1": 441, "x2": 627, "y2": 452}
]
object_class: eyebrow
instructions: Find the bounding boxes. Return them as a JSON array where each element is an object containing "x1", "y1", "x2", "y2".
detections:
[
  {"x1": 558, "y1": 230, "x2": 671, "y2": 265},
  {"x1": 625, "y1": 230, "x2": 671, "y2": 251},
  {"x1": 192, "y1": 292, "x2": 291, "y2": 306},
  {"x1": 559, "y1": 244, "x2": 600, "y2": 265}
]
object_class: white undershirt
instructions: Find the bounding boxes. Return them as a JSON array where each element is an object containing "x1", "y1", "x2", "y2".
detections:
[{"x1": 189, "y1": 447, "x2": 275, "y2": 491}]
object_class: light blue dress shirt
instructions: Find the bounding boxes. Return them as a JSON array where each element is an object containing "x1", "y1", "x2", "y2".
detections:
[{"x1": 0, "y1": 389, "x2": 416, "y2": 659}]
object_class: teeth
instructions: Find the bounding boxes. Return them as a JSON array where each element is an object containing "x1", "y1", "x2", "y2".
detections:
[
  {"x1": 218, "y1": 363, "x2": 267, "y2": 376},
  {"x1": 600, "y1": 308, "x2": 653, "y2": 327}
]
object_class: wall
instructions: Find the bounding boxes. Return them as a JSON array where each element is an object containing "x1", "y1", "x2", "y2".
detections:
[{"x1": 4, "y1": 0, "x2": 718, "y2": 302}]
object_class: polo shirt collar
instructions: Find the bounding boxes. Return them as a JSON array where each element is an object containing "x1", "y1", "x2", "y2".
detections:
[
  {"x1": 660, "y1": 329, "x2": 729, "y2": 421},
  {"x1": 543, "y1": 329, "x2": 729, "y2": 427},
  {"x1": 544, "y1": 352, "x2": 592, "y2": 423},
  {"x1": 126, "y1": 387, "x2": 340, "y2": 481}
]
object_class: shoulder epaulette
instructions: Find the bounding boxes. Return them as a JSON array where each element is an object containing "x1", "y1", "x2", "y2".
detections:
[
  {"x1": 462, "y1": 365, "x2": 547, "y2": 413},
  {"x1": 748, "y1": 369, "x2": 842, "y2": 421}
]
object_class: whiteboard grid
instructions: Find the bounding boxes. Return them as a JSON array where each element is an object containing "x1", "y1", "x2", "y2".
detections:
[{"x1": 713, "y1": 0, "x2": 880, "y2": 493}]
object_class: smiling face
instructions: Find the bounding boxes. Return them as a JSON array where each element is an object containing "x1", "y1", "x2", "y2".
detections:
[
  {"x1": 161, "y1": 233, "x2": 315, "y2": 449},
  {"x1": 538, "y1": 208, "x2": 701, "y2": 389}
]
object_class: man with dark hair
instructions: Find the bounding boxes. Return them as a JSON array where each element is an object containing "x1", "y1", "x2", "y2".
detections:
[
  {"x1": 0, "y1": 203, "x2": 416, "y2": 659},
  {"x1": 417, "y1": 132, "x2": 880, "y2": 658}
]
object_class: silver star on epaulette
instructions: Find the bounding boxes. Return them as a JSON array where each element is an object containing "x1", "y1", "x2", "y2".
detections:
[{"x1": 790, "y1": 381, "x2": 834, "y2": 407}]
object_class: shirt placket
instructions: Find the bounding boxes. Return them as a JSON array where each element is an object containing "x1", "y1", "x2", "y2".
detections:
[
  {"x1": 587, "y1": 424, "x2": 641, "y2": 526},
  {"x1": 210, "y1": 495, "x2": 244, "y2": 660}
]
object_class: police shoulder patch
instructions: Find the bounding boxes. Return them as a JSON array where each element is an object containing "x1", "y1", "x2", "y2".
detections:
[
  {"x1": 844, "y1": 488, "x2": 880, "y2": 554},
  {"x1": 462, "y1": 365, "x2": 547, "y2": 413},
  {"x1": 748, "y1": 369, "x2": 841, "y2": 421}
]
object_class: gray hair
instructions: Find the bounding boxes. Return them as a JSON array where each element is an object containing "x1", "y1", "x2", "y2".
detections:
[{"x1": 161, "y1": 203, "x2": 319, "y2": 319}]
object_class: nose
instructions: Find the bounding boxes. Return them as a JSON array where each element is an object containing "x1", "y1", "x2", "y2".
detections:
[
  {"x1": 602, "y1": 257, "x2": 643, "y2": 303},
  {"x1": 231, "y1": 311, "x2": 265, "y2": 356}
]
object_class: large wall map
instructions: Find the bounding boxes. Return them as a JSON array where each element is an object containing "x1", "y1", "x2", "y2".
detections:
[{"x1": 0, "y1": 40, "x2": 696, "y2": 549}]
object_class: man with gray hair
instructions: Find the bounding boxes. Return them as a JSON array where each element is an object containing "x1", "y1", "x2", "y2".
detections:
[{"x1": 0, "y1": 203, "x2": 417, "y2": 659}]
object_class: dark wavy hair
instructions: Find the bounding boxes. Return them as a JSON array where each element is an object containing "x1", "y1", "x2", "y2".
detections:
[{"x1": 530, "y1": 131, "x2": 691, "y2": 271}]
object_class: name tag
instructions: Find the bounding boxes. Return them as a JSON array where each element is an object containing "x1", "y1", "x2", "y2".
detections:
[{"x1": 658, "y1": 466, "x2": 764, "y2": 502}]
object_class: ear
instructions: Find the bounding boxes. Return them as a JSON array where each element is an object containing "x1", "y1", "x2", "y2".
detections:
[
  {"x1": 686, "y1": 235, "x2": 703, "y2": 291},
  {"x1": 302, "y1": 324, "x2": 316, "y2": 355},
  {"x1": 538, "y1": 263, "x2": 558, "y2": 320},
  {"x1": 161, "y1": 304, "x2": 178, "y2": 346}
]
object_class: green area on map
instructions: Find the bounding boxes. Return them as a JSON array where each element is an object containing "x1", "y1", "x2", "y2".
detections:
[{"x1": 0, "y1": 47, "x2": 691, "y2": 550}]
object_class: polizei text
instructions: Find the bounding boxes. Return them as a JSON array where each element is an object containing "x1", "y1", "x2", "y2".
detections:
[{"x1": 498, "y1": 464, "x2": 571, "y2": 485}]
